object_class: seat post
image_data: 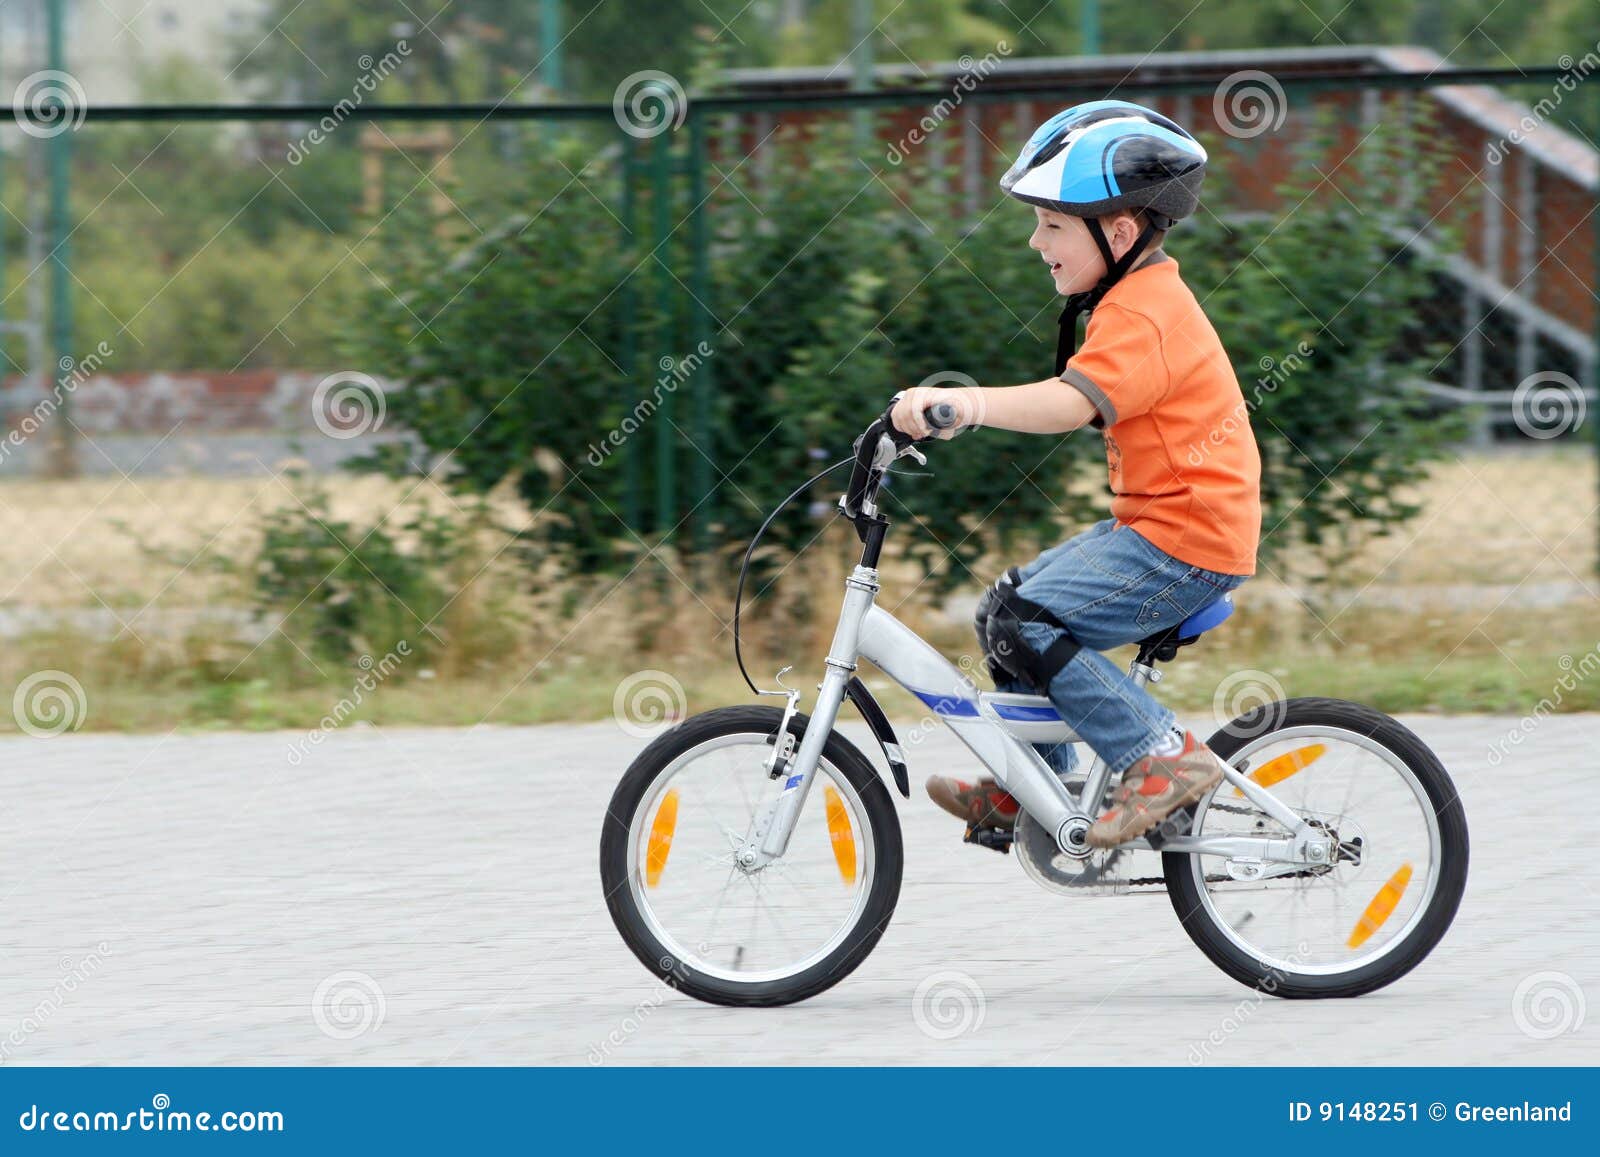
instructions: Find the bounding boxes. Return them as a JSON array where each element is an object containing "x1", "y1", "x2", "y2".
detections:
[{"x1": 1128, "y1": 658, "x2": 1161, "y2": 687}]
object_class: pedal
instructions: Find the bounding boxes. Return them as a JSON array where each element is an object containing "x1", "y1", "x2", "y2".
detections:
[
  {"x1": 1143, "y1": 808, "x2": 1193, "y2": 850},
  {"x1": 963, "y1": 825, "x2": 1014, "y2": 854}
]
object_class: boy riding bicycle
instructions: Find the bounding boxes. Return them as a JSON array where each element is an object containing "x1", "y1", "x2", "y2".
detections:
[{"x1": 889, "y1": 100, "x2": 1262, "y2": 851}]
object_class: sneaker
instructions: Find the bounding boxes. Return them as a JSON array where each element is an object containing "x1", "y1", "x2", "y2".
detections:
[
  {"x1": 925, "y1": 775, "x2": 1020, "y2": 831},
  {"x1": 1085, "y1": 731, "x2": 1226, "y2": 848}
]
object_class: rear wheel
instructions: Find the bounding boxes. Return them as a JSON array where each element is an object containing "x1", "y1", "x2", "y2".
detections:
[
  {"x1": 1164, "y1": 697, "x2": 1468, "y2": 998},
  {"x1": 599, "y1": 705, "x2": 903, "y2": 1007}
]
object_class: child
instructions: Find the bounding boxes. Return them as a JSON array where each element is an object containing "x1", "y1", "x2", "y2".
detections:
[{"x1": 889, "y1": 100, "x2": 1261, "y2": 850}]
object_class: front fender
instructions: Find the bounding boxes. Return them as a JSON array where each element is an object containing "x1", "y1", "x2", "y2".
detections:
[{"x1": 844, "y1": 676, "x2": 909, "y2": 798}]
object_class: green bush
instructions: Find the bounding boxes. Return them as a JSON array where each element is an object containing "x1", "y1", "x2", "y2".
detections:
[
  {"x1": 347, "y1": 111, "x2": 1458, "y2": 588},
  {"x1": 244, "y1": 477, "x2": 467, "y2": 666}
]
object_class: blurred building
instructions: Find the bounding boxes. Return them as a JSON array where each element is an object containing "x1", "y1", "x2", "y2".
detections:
[
  {"x1": 725, "y1": 44, "x2": 1599, "y2": 427},
  {"x1": 0, "y1": 0, "x2": 265, "y2": 104}
]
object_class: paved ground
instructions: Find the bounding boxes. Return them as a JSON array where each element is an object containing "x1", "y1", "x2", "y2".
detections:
[{"x1": 0, "y1": 713, "x2": 1595, "y2": 1066}]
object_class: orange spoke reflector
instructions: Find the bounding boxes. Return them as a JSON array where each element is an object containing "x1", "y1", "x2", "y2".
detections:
[
  {"x1": 1234, "y1": 743, "x2": 1326, "y2": 797},
  {"x1": 645, "y1": 789, "x2": 679, "y2": 888},
  {"x1": 1347, "y1": 863, "x2": 1413, "y2": 949},
  {"x1": 824, "y1": 785, "x2": 857, "y2": 885}
]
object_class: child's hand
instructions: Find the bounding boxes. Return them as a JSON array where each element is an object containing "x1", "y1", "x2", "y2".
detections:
[{"x1": 889, "y1": 385, "x2": 983, "y2": 440}]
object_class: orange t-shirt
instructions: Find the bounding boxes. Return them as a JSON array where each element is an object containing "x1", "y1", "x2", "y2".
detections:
[{"x1": 1060, "y1": 254, "x2": 1261, "y2": 575}]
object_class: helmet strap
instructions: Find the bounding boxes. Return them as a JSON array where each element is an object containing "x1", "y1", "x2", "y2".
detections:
[{"x1": 1053, "y1": 216, "x2": 1166, "y2": 375}]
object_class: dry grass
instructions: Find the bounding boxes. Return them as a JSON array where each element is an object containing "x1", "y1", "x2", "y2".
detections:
[
  {"x1": 0, "y1": 447, "x2": 1590, "y2": 608},
  {"x1": 0, "y1": 447, "x2": 1594, "y2": 731},
  {"x1": 1321, "y1": 448, "x2": 1597, "y2": 587}
]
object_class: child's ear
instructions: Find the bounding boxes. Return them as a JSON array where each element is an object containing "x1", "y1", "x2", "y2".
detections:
[{"x1": 1104, "y1": 211, "x2": 1141, "y2": 255}]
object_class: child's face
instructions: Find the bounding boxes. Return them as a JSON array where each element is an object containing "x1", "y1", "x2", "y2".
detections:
[{"x1": 1028, "y1": 207, "x2": 1133, "y2": 295}]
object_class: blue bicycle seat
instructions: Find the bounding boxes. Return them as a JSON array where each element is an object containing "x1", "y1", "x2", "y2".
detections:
[
  {"x1": 1178, "y1": 593, "x2": 1234, "y2": 638},
  {"x1": 1135, "y1": 592, "x2": 1235, "y2": 663}
]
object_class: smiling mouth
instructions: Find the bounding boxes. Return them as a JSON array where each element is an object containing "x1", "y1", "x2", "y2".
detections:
[{"x1": 1048, "y1": 261, "x2": 1062, "y2": 274}]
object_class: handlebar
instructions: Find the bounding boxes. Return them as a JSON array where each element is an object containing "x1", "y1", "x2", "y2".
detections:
[{"x1": 840, "y1": 396, "x2": 965, "y2": 520}]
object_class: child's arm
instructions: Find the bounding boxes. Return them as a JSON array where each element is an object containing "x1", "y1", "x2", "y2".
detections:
[{"x1": 889, "y1": 379, "x2": 1098, "y2": 440}]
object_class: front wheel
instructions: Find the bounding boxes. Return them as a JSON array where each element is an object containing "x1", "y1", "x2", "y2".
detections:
[
  {"x1": 1164, "y1": 697, "x2": 1468, "y2": 998},
  {"x1": 599, "y1": 705, "x2": 903, "y2": 1007}
]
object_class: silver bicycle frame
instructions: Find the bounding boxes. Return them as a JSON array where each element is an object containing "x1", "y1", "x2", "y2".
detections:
[{"x1": 742, "y1": 561, "x2": 1330, "y2": 871}]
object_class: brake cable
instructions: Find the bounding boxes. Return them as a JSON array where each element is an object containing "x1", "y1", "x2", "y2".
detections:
[
  {"x1": 733, "y1": 454, "x2": 857, "y2": 696},
  {"x1": 733, "y1": 398, "x2": 958, "y2": 695}
]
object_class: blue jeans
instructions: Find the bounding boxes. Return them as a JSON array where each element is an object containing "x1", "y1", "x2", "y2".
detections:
[{"x1": 986, "y1": 519, "x2": 1248, "y2": 776}]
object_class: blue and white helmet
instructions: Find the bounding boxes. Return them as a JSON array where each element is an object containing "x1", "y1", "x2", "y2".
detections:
[{"x1": 1000, "y1": 100, "x2": 1207, "y2": 225}]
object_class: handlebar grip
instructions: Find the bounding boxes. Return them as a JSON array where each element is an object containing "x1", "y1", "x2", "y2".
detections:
[{"x1": 926, "y1": 401, "x2": 959, "y2": 431}]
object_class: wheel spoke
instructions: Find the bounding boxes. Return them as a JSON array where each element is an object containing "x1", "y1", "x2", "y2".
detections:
[
  {"x1": 1190, "y1": 725, "x2": 1450, "y2": 979},
  {"x1": 610, "y1": 716, "x2": 899, "y2": 999}
]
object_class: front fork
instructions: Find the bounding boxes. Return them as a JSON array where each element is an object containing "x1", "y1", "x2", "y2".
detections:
[{"x1": 736, "y1": 568, "x2": 878, "y2": 870}]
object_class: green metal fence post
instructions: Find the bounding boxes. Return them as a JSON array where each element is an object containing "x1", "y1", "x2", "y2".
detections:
[
  {"x1": 47, "y1": 0, "x2": 76, "y2": 477},
  {"x1": 540, "y1": 0, "x2": 563, "y2": 95},
  {"x1": 688, "y1": 109, "x2": 713, "y2": 557},
  {"x1": 1592, "y1": 82, "x2": 1600, "y2": 578},
  {"x1": 650, "y1": 113, "x2": 675, "y2": 541},
  {"x1": 620, "y1": 130, "x2": 640, "y2": 535}
]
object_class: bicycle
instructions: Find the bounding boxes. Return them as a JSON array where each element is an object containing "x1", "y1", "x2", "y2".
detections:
[{"x1": 599, "y1": 398, "x2": 1469, "y2": 1007}]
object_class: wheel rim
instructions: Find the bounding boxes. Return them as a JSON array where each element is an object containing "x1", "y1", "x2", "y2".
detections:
[
  {"x1": 624, "y1": 732, "x2": 877, "y2": 985},
  {"x1": 1185, "y1": 724, "x2": 1444, "y2": 976}
]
